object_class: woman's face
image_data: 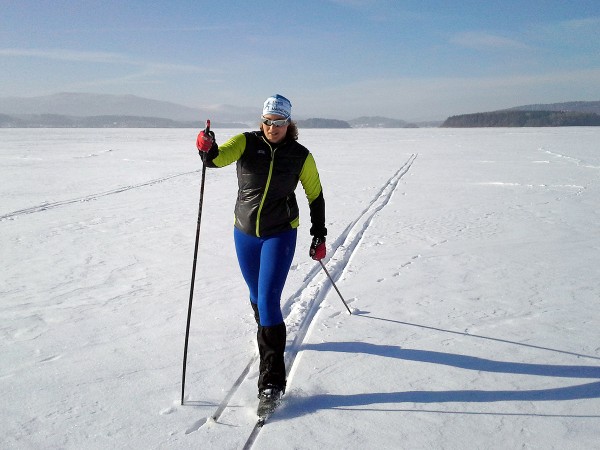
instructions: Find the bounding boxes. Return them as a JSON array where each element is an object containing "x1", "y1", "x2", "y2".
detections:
[{"x1": 262, "y1": 114, "x2": 289, "y2": 144}]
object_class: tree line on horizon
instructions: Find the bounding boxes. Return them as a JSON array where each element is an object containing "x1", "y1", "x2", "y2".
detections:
[{"x1": 442, "y1": 110, "x2": 600, "y2": 127}]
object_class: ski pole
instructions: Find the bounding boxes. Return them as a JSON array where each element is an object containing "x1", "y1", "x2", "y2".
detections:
[
  {"x1": 319, "y1": 260, "x2": 352, "y2": 315},
  {"x1": 181, "y1": 119, "x2": 210, "y2": 405}
]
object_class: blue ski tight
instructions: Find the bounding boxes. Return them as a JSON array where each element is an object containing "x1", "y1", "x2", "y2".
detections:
[{"x1": 234, "y1": 227, "x2": 297, "y2": 326}]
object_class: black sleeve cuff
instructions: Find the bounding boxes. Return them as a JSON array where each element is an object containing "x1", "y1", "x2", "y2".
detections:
[
  {"x1": 199, "y1": 141, "x2": 219, "y2": 167},
  {"x1": 309, "y1": 191, "x2": 327, "y2": 237}
]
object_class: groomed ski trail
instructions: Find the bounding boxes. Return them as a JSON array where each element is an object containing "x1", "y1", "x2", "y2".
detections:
[
  {"x1": 195, "y1": 153, "x2": 417, "y2": 448},
  {"x1": 284, "y1": 153, "x2": 419, "y2": 378}
]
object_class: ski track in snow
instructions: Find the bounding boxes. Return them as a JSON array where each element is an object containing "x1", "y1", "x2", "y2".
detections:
[
  {"x1": 542, "y1": 149, "x2": 600, "y2": 170},
  {"x1": 190, "y1": 153, "x2": 418, "y2": 447},
  {"x1": 0, "y1": 170, "x2": 201, "y2": 221}
]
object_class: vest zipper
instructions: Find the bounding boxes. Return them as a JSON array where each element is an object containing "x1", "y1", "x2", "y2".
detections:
[{"x1": 255, "y1": 139, "x2": 276, "y2": 237}]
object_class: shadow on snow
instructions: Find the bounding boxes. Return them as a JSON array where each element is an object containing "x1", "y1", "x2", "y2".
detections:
[
  {"x1": 274, "y1": 313, "x2": 600, "y2": 421},
  {"x1": 301, "y1": 341, "x2": 600, "y2": 379}
]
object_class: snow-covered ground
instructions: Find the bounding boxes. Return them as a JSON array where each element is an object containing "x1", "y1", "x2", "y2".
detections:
[{"x1": 2, "y1": 127, "x2": 599, "y2": 449}]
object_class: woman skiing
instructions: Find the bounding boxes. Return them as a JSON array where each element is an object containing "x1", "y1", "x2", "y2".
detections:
[{"x1": 196, "y1": 94, "x2": 327, "y2": 416}]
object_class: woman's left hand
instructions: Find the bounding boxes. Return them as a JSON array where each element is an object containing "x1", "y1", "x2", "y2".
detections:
[{"x1": 309, "y1": 236, "x2": 326, "y2": 261}]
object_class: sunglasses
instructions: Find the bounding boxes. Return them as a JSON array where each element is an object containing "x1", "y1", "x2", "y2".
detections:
[{"x1": 261, "y1": 116, "x2": 290, "y2": 127}]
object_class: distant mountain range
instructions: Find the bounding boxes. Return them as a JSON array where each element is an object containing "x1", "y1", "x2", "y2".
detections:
[
  {"x1": 1, "y1": 93, "x2": 599, "y2": 128},
  {"x1": 0, "y1": 113, "x2": 216, "y2": 129},
  {"x1": 0, "y1": 92, "x2": 432, "y2": 128},
  {"x1": 0, "y1": 92, "x2": 256, "y2": 125}
]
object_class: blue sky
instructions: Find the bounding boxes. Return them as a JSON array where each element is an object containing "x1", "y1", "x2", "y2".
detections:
[{"x1": 1, "y1": 0, "x2": 599, "y2": 120}]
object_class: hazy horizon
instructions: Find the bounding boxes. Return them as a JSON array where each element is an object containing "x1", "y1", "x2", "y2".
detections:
[{"x1": 2, "y1": 1, "x2": 600, "y2": 121}]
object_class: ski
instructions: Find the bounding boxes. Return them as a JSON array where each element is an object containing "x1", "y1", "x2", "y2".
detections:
[
  {"x1": 257, "y1": 416, "x2": 267, "y2": 428},
  {"x1": 256, "y1": 405, "x2": 276, "y2": 427},
  {"x1": 242, "y1": 422, "x2": 262, "y2": 450},
  {"x1": 256, "y1": 388, "x2": 282, "y2": 426},
  {"x1": 241, "y1": 397, "x2": 281, "y2": 450}
]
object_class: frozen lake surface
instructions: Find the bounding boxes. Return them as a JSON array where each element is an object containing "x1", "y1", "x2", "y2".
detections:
[{"x1": 2, "y1": 127, "x2": 599, "y2": 449}]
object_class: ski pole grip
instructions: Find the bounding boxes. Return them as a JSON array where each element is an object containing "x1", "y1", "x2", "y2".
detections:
[{"x1": 204, "y1": 119, "x2": 211, "y2": 134}]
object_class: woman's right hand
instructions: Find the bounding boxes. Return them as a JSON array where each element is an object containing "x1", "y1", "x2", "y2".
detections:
[{"x1": 196, "y1": 130, "x2": 215, "y2": 153}]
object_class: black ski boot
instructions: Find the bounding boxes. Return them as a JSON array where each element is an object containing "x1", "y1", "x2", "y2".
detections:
[{"x1": 256, "y1": 322, "x2": 286, "y2": 423}]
